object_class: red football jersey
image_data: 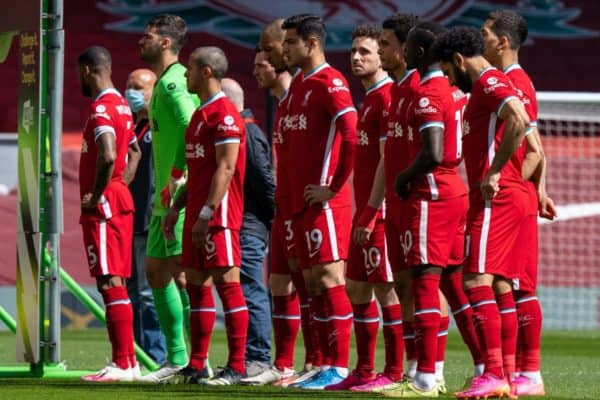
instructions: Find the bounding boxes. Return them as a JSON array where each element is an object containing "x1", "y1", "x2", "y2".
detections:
[
  {"x1": 273, "y1": 69, "x2": 302, "y2": 215},
  {"x1": 410, "y1": 70, "x2": 468, "y2": 200},
  {"x1": 354, "y1": 76, "x2": 393, "y2": 214},
  {"x1": 384, "y1": 69, "x2": 420, "y2": 206},
  {"x1": 185, "y1": 92, "x2": 246, "y2": 230},
  {"x1": 462, "y1": 68, "x2": 527, "y2": 202},
  {"x1": 286, "y1": 63, "x2": 357, "y2": 213},
  {"x1": 80, "y1": 88, "x2": 135, "y2": 218}
]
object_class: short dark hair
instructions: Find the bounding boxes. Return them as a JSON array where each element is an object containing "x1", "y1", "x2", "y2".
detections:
[
  {"x1": 146, "y1": 14, "x2": 187, "y2": 53},
  {"x1": 351, "y1": 24, "x2": 382, "y2": 41},
  {"x1": 78, "y1": 46, "x2": 111, "y2": 71},
  {"x1": 488, "y1": 9, "x2": 528, "y2": 49},
  {"x1": 433, "y1": 26, "x2": 484, "y2": 62},
  {"x1": 409, "y1": 21, "x2": 446, "y2": 52},
  {"x1": 382, "y1": 13, "x2": 419, "y2": 43},
  {"x1": 282, "y1": 14, "x2": 326, "y2": 47},
  {"x1": 192, "y1": 46, "x2": 228, "y2": 80},
  {"x1": 262, "y1": 18, "x2": 285, "y2": 41}
]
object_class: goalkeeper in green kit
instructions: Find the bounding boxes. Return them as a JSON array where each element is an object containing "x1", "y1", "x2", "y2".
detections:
[{"x1": 137, "y1": 14, "x2": 207, "y2": 382}]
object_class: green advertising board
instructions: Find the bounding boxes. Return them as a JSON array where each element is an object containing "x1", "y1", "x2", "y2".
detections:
[{"x1": 15, "y1": 1, "x2": 44, "y2": 364}]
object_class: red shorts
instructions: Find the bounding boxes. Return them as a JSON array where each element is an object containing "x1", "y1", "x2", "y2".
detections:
[
  {"x1": 384, "y1": 200, "x2": 410, "y2": 272},
  {"x1": 182, "y1": 223, "x2": 241, "y2": 269},
  {"x1": 81, "y1": 212, "x2": 133, "y2": 278},
  {"x1": 270, "y1": 211, "x2": 297, "y2": 274},
  {"x1": 293, "y1": 206, "x2": 352, "y2": 270},
  {"x1": 346, "y1": 219, "x2": 393, "y2": 283},
  {"x1": 406, "y1": 196, "x2": 467, "y2": 268},
  {"x1": 514, "y1": 214, "x2": 538, "y2": 293},
  {"x1": 463, "y1": 188, "x2": 528, "y2": 279}
]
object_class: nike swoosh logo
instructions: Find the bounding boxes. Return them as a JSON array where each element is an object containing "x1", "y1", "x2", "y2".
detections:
[
  {"x1": 309, "y1": 249, "x2": 319, "y2": 258},
  {"x1": 206, "y1": 252, "x2": 216, "y2": 260},
  {"x1": 286, "y1": 244, "x2": 295, "y2": 250}
]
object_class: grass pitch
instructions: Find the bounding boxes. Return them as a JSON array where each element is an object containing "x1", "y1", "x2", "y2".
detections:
[{"x1": 0, "y1": 328, "x2": 599, "y2": 399}]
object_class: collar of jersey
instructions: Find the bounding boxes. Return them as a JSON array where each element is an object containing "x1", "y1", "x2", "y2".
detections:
[
  {"x1": 304, "y1": 62, "x2": 329, "y2": 80},
  {"x1": 420, "y1": 69, "x2": 445, "y2": 84},
  {"x1": 477, "y1": 66, "x2": 496, "y2": 79},
  {"x1": 156, "y1": 62, "x2": 180, "y2": 85},
  {"x1": 503, "y1": 63, "x2": 521, "y2": 74},
  {"x1": 199, "y1": 91, "x2": 226, "y2": 110},
  {"x1": 397, "y1": 68, "x2": 417, "y2": 86},
  {"x1": 278, "y1": 89, "x2": 289, "y2": 104},
  {"x1": 366, "y1": 76, "x2": 393, "y2": 95},
  {"x1": 94, "y1": 87, "x2": 121, "y2": 101}
]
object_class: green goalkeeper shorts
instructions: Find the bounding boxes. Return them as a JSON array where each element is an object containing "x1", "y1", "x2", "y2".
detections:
[{"x1": 146, "y1": 210, "x2": 185, "y2": 259}]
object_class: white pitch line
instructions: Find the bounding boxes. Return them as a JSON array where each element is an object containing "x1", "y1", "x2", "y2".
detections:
[{"x1": 538, "y1": 202, "x2": 600, "y2": 225}]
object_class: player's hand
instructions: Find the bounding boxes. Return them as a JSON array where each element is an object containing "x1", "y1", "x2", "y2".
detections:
[
  {"x1": 162, "y1": 207, "x2": 180, "y2": 240},
  {"x1": 161, "y1": 167, "x2": 186, "y2": 208},
  {"x1": 481, "y1": 171, "x2": 501, "y2": 200},
  {"x1": 538, "y1": 194, "x2": 557, "y2": 220},
  {"x1": 81, "y1": 193, "x2": 99, "y2": 209},
  {"x1": 394, "y1": 174, "x2": 410, "y2": 200},
  {"x1": 192, "y1": 216, "x2": 209, "y2": 249},
  {"x1": 160, "y1": 185, "x2": 172, "y2": 208},
  {"x1": 304, "y1": 184, "x2": 335, "y2": 206},
  {"x1": 353, "y1": 205, "x2": 378, "y2": 245}
]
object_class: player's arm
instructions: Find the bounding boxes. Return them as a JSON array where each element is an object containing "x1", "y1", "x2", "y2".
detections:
[
  {"x1": 192, "y1": 141, "x2": 240, "y2": 248},
  {"x1": 481, "y1": 97, "x2": 530, "y2": 199},
  {"x1": 353, "y1": 139, "x2": 386, "y2": 245},
  {"x1": 123, "y1": 137, "x2": 141, "y2": 185},
  {"x1": 304, "y1": 109, "x2": 357, "y2": 206},
  {"x1": 82, "y1": 131, "x2": 116, "y2": 208},
  {"x1": 525, "y1": 127, "x2": 557, "y2": 219},
  {"x1": 521, "y1": 127, "x2": 542, "y2": 181},
  {"x1": 394, "y1": 125, "x2": 443, "y2": 199}
]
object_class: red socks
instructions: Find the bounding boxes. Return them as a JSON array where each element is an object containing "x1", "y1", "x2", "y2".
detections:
[
  {"x1": 437, "y1": 316, "x2": 450, "y2": 363},
  {"x1": 272, "y1": 292, "x2": 301, "y2": 370},
  {"x1": 497, "y1": 291, "x2": 518, "y2": 379},
  {"x1": 440, "y1": 271, "x2": 484, "y2": 366},
  {"x1": 102, "y1": 286, "x2": 135, "y2": 369},
  {"x1": 352, "y1": 301, "x2": 379, "y2": 378},
  {"x1": 403, "y1": 320, "x2": 417, "y2": 365},
  {"x1": 412, "y1": 273, "x2": 441, "y2": 374},
  {"x1": 292, "y1": 270, "x2": 321, "y2": 367},
  {"x1": 515, "y1": 293, "x2": 542, "y2": 372},
  {"x1": 310, "y1": 294, "x2": 331, "y2": 366},
  {"x1": 381, "y1": 303, "x2": 404, "y2": 380},
  {"x1": 466, "y1": 285, "x2": 504, "y2": 378},
  {"x1": 187, "y1": 284, "x2": 215, "y2": 371},
  {"x1": 216, "y1": 282, "x2": 249, "y2": 374},
  {"x1": 322, "y1": 285, "x2": 353, "y2": 368}
]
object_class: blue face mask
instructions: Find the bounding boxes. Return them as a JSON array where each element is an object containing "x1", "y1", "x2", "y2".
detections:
[{"x1": 125, "y1": 89, "x2": 145, "y2": 113}]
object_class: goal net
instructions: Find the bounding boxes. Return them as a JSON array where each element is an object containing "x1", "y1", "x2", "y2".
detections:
[{"x1": 536, "y1": 91, "x2": 600, "y2": 329}]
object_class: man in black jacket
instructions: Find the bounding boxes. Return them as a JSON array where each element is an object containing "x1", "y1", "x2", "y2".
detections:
[{"x1": 221, "y1": 77, "x2": 275, "y2": 377}]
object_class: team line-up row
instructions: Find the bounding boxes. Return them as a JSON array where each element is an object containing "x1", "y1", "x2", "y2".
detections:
[{"x1": 74, "y1": 10, "x2": 555, "y2": 399}]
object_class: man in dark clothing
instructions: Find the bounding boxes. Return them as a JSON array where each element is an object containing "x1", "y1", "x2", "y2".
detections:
[
  {"x1": 125, "y1": 68, "x2": 167, "y2": 365},
  {"x1": 222, "y1": 77, "x2": 275, "y2": 377}
]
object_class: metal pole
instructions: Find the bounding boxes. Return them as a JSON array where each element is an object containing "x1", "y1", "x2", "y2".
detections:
[
  {"x1": 44, "y1": 0, "x2": 64, "y2": 365},
  {"x1": 59, "y1": 268, "x2": 160, "y2": 371},
  {"x1": 0, "y1": 306, "x2": 17, "y2": 333}
]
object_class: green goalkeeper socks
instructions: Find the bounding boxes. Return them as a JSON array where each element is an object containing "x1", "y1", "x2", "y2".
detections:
[{"x1": 152, "y1": 281, "x2": 188, "y2": 366}]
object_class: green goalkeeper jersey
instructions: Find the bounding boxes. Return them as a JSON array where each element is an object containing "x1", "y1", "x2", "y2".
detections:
[{"x1": 148, "y1": 62, "x2": 200, "y2": 216}]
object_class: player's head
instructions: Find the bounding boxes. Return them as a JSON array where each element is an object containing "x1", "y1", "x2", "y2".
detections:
[
  {"x1": 77, "y1": 46, "x2": 112, "y2": 97},
  {"x1": 405, "y1": 21, "x2": 446, "y2": 71},
  {"x1": 482, "y1": 10, "x2": 528, "y2": 66},
  {"x1": 379, "y1": 13, "x2": 419, "y2": 74},
  {"x1": 350, "y1": 24, "x2": 383, "y2": 79},
  {"x1": 260, "y1": 18, "x2": 287, "y2": 72},
  {"x1": 125, "y1": 68, "x2": 156, "y2": 113},
  {"x1": 186, "y1": 46, "x2": 228, "y2": 93},
  {"x1": 433, "y1": 26, "x2": 484, "y2": 93},
  {"x1": 282, "y1": 14, "x2": 326, "y2": 70},
  {"x1": 221, "y1": 77, "x2": 244, "y2": 112},
  {"x1": 253, "y1": 48, "x2": 278, "y2": 90},
  {"x1": 139, "y1": 14, "x2": 187, "y2": 62}
]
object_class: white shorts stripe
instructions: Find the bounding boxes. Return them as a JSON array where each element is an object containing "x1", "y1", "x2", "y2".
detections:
[
  {"x1": 324, "y1": 207, "x2": 339, "y2": 260},
  {"x1": 100, "y1": 195, "x2": 112, "y2": 219},
  {"x1": 478, "y1": 200, "x2": 492, "y2": 273},
  {"x1": 419, "y1": 200, "x2": 429, "y2": 264},
  {"x1": 224, "y1": 228, "x2": 234, "y2": 266},
  {"x1": 383, "y1": 234, "x2": 393, "y2": 282},
  {"x1": 99, "y1": 220, "x2": 109, "y2": 275}
]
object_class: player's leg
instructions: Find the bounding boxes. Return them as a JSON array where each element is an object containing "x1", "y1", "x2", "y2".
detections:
[
  {"x1": 495, "y1": 278, "x2": 518, "y2": 381},
  {"x1": 204, "y1": 228, "x2": 248, "y2": 386},
  {"x1": 144, "y1": 213, "x2": 188, "y2": 374},
  {"x1": 82, "y1": 215, "x2": 137, "y2": 382},
  {"x1": 239, "y1": 232, "x2": 271, "y2": 377},
  {"x1": 436, "y1": 291, "x2": 449, "y2": 394}
]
